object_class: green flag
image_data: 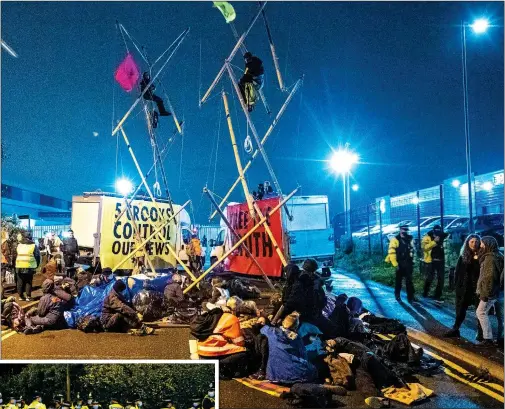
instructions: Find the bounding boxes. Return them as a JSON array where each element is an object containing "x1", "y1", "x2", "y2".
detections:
[{"x1": 213, "y1": 2, "x2": 236, "y2": 23}]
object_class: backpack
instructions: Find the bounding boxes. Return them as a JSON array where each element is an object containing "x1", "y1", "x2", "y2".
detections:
[{"x1": 190, "y1": 308, "x2": 224, "y2": 341}]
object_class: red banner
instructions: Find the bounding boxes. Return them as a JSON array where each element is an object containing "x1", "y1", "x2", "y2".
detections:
[{"x1": 226, "y1": 197, "x2": 284, "y2": 278}]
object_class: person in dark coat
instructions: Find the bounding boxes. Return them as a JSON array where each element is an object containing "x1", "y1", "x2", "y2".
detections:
[
  {"x1": 239, "y1": 52, "x2": 264, "y2": 111},
  {"x1": 164, "y1": 273, "x2": 185, "y2": 308},
  {"x1": 101, "y1": 280, "x2": 154, "y2": 335},
  {"x1": 445, "y1": 234, "x2": 483, "y2": 339},
  {"x1": 24, "y1": 279, "x2": 74, "y2": 334},
  {"x1": 283, "y1": 259, "x2": 336, "y2": 339},
  {"x1": 475, "y1": 236, "x2": 504, "y2": 346},
  {"x1": 140, "y1": 72, "x2": 171, "y2": 117},
  {"x1": 62, "y1": 230, "x2": 79, "y2": 269}
]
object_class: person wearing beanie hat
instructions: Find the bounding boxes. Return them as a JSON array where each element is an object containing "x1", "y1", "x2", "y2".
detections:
[
  {"x1": 283, "y1": 259, "x2": 337, "y2": 339},
  {"x1": 101, "y1": 279, "x2": 154, "y2": 335},
  {"x1": 386, "y1": 225, "x2": 417, "y2": 304},
  {"x1": 422, "y1": 224, "x2": 448, "y2": 302}
]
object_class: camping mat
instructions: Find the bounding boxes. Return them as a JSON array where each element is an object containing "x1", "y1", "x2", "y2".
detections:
[{"x1": 234, "y1": 377, "x2": 291, "y2": 397}]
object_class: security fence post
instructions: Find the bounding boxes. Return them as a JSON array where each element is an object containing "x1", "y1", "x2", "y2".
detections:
[
  {"x1": 440, "y1": 184, "x2": 445, "y2": 231},
  {"x1": 416, "y1": 190, "x2": 421, "y2": 251},
  {"x1": 379, "y1": 206, "x2": 384, "y2": 256},
  {"x1": 367, "y1": 204, "x2": 371, "y2": 256}
]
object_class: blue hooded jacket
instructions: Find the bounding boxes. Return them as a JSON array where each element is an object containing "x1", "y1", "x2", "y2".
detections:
[{"x1": 260, "y1": 325, "x2": 318, "y2": 384}]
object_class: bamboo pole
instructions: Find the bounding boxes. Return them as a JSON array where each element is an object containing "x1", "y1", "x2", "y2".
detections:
[
  {"x1": 123, "y1": 197, "x2": 157, "y2": 275},
  {"x1": 209, "y1": 77, "x2": 302, "y2": 220},
  {"x1": 118, "y1": 127, "x2": 196, "y2": 280},
  {"x1": 258, "y1": 1, "x2": 285, "y2": 92},
  {"x1": 112, "y1": 200, "x2": 190, "y2": 272},
  {"x1": 200, "y1": 2, "x2": 267, "y2": 106},
  {"x1": 222, "y1": 90, "x2": 255, "y2": 220},
  {"x1": 252, "y1": 202, "x2": 287, "y2": 267},
  {"x1": 112, "y1": 28, "x2": 190, "y2": 136},
  {"x1": 184, "y1": 186, "x2": 299, "y2": 294},
  {"x1": 204, "y1": 187, "x2": 275, "y2": 290},
  {"x1": 114, "y1": 124, "x2": 182, "y2": 224},
  {"x1": 226, "y1": 62, "x2": 293, "y2": 220}
]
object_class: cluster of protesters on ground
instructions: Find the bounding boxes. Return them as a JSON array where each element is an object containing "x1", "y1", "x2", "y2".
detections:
[{"x1": 0, "y1": 390, "x2": 215, "y2": 409}]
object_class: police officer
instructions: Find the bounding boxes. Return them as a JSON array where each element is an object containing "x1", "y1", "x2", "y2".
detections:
[
  {"x1": 0, "y1": 393, "x2": 4, "y2": 409},
  {"x1": 74, "y1": 398, "x2": 86, "y2": 409},
  {"x1": 6, "y1": 397, "x2": 17, "y2": 409},
  {"x1": 108, "y1": 399, "x2": 123, "y2": 409},
  {"x1": 60, "y1": 402, "x2": 70, "y2": 409},
  {"x1": 161, "y1": 400, "x2": 175, "y2": 409},
  {"x1": 91, "y1": 401, "x2": 100, "y2": 409},
  {"x1": 386, "y1": 225, "x2": 419, "y2": 304},
  {"x1": 28, "y1": 395, "x2": 46, "y2": 409},
  {"x1": 18, "y1": 398, "x2": 28, "y2": 409},
  {"x1": 85, "y1": 396, "x2": 93, "y2": 409},
  {"x1": 133, "y1": 397, "x2": 143, "y2": 409},
  {"x1": 187, "y1": 399, "x2": 201, "y2": 409},
  {"x1": 123, "y1": 401, "x2": 133, "y2": 409},
  {"x1": 202, "y1": 388, "x2": 215, "y2": 409}
]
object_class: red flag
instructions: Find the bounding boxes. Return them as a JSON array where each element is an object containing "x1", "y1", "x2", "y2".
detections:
[{"x1": 114, "y1": 53, "x2": 140, "y2": 92}]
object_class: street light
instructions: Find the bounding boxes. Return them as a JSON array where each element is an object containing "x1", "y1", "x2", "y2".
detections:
[
  {"x1": 461, "y1": 17, "x2": 490, "y2": 232},
  {"x1": 352, "y1": 184, "x2": 359, "y2": 192},
  {"x1": 330, "y1": 144, "x2": 359, "y2": 236},
  {"x1": 451, "y1": 179, "x2": 461, "y2": 188},
  {"x1": 115, "y1": 177, "x2": 133, "y2": 196}
]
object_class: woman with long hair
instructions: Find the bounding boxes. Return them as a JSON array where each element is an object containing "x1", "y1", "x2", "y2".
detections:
[
  {"x1": 475, "y1": 236, "x2": 504, "y2": 346},
  {"x1": 445, "y1": 234, "x2": 482, "y2": 339}
]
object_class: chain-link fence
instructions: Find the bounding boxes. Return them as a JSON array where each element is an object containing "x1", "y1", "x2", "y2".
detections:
[{"x1": 333, "y1": 170, "x2": 504, "y2": 267}]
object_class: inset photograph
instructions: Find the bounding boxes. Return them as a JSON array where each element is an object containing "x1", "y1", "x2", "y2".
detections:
[{"x1": 0, "y1": 362, "x2": 217, "y2": 409}]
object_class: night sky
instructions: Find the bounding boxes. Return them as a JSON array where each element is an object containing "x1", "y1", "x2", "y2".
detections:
[{"x1": 2, "y1": 1, "x2": 503, "y2": 223}]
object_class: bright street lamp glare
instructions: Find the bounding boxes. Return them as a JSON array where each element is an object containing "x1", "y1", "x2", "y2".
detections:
[
  {"x1": 116, "y1": 178, "x2": 133, "y2": 196},
  {"x1": 482, "y1": 181, "x2": 493, "y2": 191},
  {"x1": 471, "y1": 18, "x2": 490, "y2": 34},
  {"x1": 452, "y1": 179, "x2": 461, "y2": 188},
  {"x1": 352, "y1": 184, "x2": 359, "y2": 192},
  {"x1": 330, "y1": 149, "x2": 359, "y2": 174},
  {"x1": 412, "y1": 197, "x2": 420, "y2": 205}
]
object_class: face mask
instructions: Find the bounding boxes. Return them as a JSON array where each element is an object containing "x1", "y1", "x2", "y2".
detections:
[
  {"x1": 93, "y1": 406, "x2": 99, "y2": 409},
  {"x1": 208, "y1": 392, "x2": 215, "y2": 398},
  {"x1": 17, "y1": 404, "x2": 22, "y2": 407},
  {"x1": 0, "y1": 400, "x2": 3, "y2": 404},
  {"x1": 88, "y1": 401, "x2": 93, "y2": 405},
  {"x1": 136, "y1": 403, "x2": 142, "y2": 407},
  {"x1": 193, "y1": 404, "x2": 199, "y2": 408}
]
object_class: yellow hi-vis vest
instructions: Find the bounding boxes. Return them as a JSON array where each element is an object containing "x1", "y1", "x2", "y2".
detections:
[
  {"x1": 16, "y1": 243, "x2": 37, "y2": 269},
  {"x1": 28, "y1": 401, "x2": 46, "y2": 409},
  {"x1": 109, "y1": 404, "x2": 123, "y2": 409}
]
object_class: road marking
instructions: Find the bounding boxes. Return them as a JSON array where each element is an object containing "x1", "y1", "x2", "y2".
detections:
[
  {"x1": 1, "y1": 330, "x2": 17, "y2": 342},
  {"x1": 378, "y1": 333, "x2": 504, "y2": 402}
]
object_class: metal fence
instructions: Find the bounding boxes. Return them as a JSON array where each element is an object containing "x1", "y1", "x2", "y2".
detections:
[
  {"x1": 31, "y1": 225, "x2": 71, "y2": 240},
  {"x1": 334, "y1": 171, "x2": 504, "y2": 260}
]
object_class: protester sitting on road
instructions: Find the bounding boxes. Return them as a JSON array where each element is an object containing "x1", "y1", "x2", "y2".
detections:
[
  {"x1": 42, "y1": 254, "x2": 64, "y2": 281},
  {"x1": 197, "y1": 308, "x2": 249, "y2": 379},
  {"x1": 101, "y1": 280, "x2": 154, "y2": 336},
  {"x1": 283, "y1": 258, "x2": 337, "y2": 339},
  {"x1": 54, "y1": 271, "x2": 78, "y2": 297},
  {"x1": 422, "y1": 225, "x2": 448, "y2": 302},
  {"x1": 205, "y1": 277, "x2": 230, "y2": 311},
  {"x1": 386, "y1": 225, "x2": 418, "y2": 304},
  {"x1": 15, "y1": 231, "x2": 41, "y2": 302},
  {"x1": 475, "y1": 236, "x2": 504, "y2": 347},
  {"x1": 445, "y1": 234, "x2": 483, "y2": 339},
  {"x1": 24, "y1": 279, "x2": 74, "y2": 334},
  {"x1": 260, "y1": 311, "x2": 318, "y2": 384},
  {"x1": 164, "y1": 273, "x2": 186, "y2": 308}
]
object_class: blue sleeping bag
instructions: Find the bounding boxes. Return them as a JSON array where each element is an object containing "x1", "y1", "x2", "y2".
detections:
[
  {"x1": 64, "y1": 273, "x2": 172, "y2": 328},
  {"x1": 260, "y1": 325, "x2": 318, "y2": 384}
]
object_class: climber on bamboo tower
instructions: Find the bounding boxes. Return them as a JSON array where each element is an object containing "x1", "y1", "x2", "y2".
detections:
[
  {"x1": 140, "y1": 72, "x2": 172, "y2": 119},
  {"x1": 239, "y1": 52, "x2": 264, "y2": 112}
]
